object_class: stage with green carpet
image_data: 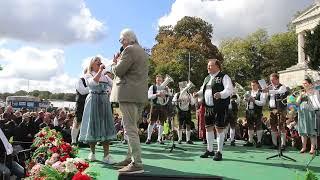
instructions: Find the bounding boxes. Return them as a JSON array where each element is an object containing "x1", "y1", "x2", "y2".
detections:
[{"x1": 77, "y1": 141, "x2": 320, "y2": 180}]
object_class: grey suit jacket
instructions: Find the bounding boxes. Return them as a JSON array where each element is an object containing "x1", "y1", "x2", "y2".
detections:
[{"x1": 110, "y1": 44, "x2": 149, "y2": 103}]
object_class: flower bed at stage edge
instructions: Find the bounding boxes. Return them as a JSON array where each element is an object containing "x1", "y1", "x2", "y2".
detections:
[{"x1": 25, "y1": 127, "x2": 96, "y2": 180}]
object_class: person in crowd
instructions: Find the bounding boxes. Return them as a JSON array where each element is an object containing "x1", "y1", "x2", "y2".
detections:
[
  {"x1": 3, "y1": 106, "x2": 16, "y2": 123},
  {"x1": 296, "y1": 78, "x2": 320, "y2": 154},
  {"x1": 39, "y1": 112, "x2": 54, "y2": 129},
  {"x1": 194, "y1": 59, "x2": 233, "y2": 161},
  {"x1": 54, "y1": 110, "x2": 66, "y2": 131},
  {"x1": 17, "y1": 113, "x2": 37, "y2": 148},
  {"x1": 34, "y1": 111, "x2": 45, "y2": 129},
  {"x1": 243, "y1": 80, "x2": 266, "y2": 148},
  {"x1": 0, "y1": 127, "x2": 25, "y2": 180},
  {"x1": 138, "y1": 116, "x2": 149, "y2": 132},
  {"x1": 78, "y1": 56, "x2": 116, "y2": 164},
  {"x1": 13, "y1": 111, "x2": 22, "y2": 126},
  {"x1": 111, "y1": 28, "x2": 148, "y2": 173}
]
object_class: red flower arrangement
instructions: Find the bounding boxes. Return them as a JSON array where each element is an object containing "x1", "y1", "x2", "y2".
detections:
[{"x1": 25, "y1": 127, "x2": 94, "y2": 180}]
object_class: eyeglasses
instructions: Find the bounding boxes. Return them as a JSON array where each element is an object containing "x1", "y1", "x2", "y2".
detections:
[{"x1": 119, "y1": 38, "x2": 124, "y2": 43}]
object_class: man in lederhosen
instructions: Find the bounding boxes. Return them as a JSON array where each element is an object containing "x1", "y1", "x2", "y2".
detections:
[
  {"x1": 225, "y1": 89, "x2": 239, "y2": 146},
  {"x1": 264, "y1": 73, "x2": 289, "y2": 150},
  {"x1": 146, "y1": 74, "x2": 170, "y2": 144},
  {"x1": 243, "y1": 80, "x2": 266, "y2": 148},
  {"x1": 172, "y1": 81, "x2": 196, "y2": 144},
  {"x1": 194, "y1": 59, "x2": 233, "y2": 161},
  {"x1": 71, "y1": 69, "x2": 89, "y2": 145}
]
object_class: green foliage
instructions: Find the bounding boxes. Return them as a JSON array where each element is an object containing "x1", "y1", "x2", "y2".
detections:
[
  {"x1": 220, "y1": 29, "x2": 297, "y2": 87},
  {"x1": 0, "y1": 90, "x2": 75, "y2": 102},
  {"x1": 151, "y1": 16, "x2": 222, "y2": 89},
  {"x1": 39, "y1": 165, "x2": 64, "y2": 180},
  {"x1": 305, "y1": 23, "x2": 320, "y2": 71}
]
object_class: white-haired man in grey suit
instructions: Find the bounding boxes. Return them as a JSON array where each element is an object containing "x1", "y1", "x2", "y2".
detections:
[{"x1": 110, "y1": 28, "x2": 148, "y2": 174}]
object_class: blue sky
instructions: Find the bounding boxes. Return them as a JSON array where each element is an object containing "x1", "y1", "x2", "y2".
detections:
[
  {"x1": 65, "y1": 0, "x2": 174, "y2": 77},
  {"x1": 0, "y1": 0, "x2": 313, "y2": 93}
]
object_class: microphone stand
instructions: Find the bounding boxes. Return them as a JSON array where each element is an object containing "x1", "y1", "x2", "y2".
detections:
[
  {"x1": 165, "y1": 116, "x2": 186, "y2": 153},
  {"x1": 266, "y1": 109, "x2": 296, "y2": 162}
]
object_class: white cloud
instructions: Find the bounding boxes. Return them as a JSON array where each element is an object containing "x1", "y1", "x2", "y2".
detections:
[
  {"x1": 0, "y1": 0, "x2": 105, "y2": 45},
  {"x1": 0, "y1": 46, "x2": 77, "y2": 93},
  {"x1": 158, "y1": 0, "x2": 313, "y2": 44}
]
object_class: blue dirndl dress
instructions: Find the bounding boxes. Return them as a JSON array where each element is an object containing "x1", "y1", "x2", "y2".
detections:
[{"x1": 78, "y1": 78, "x2": 116, "y2": 143}]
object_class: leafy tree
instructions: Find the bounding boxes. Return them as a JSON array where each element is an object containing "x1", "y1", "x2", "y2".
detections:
[
  {"x1": 151, "y1": 16, "x2": 222, "y2": 89},
  {"x1": 305, "y1": 23, "x2": 320, "y2": 71},
  {"x1": 63, "y1": 93, "x2": 76, "y2": 102},
  {"x1": 15, "y1": 90, "x2": 28, "y2": 96},
  {"x1": 30, "y1": 90, "x2": 40, "y2": 97},
  {"x1": 263, "y1": 31, "x2": 298, "y2": 77},
  {"x1": 220, "y1": 29, "x2": 297, "y2": 86}
]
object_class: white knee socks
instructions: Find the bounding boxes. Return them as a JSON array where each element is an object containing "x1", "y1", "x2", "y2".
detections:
[
  {"x1": 230, "y1": 128, "x2": 235, "y2": 141},
  {"x1": 147, "y1": 124, "x2": 154, "y2": 140},
  {"x1": 206, "y1": 131, "x2": 214, "y2": 152},
  {"x1": 217, "y1": 132, "x2": 225, "y2": 153},
  {"x1": 71, "y1": 126, "x2": 80, "y2": 144},
  {"x1": 158, "y1": 125, "x2": 163, "y2": 141}
]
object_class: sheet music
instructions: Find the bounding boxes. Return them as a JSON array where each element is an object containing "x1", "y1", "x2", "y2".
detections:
[{"x1": 258, "y1": 79, "x2": 267, "y2": 89}]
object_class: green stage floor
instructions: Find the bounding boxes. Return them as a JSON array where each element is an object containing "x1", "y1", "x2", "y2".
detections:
[{"x1": 77, "y1": 141, "x2": 320, "y2": 180}]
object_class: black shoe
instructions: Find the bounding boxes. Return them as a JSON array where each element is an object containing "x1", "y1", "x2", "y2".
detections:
[
  {"x1": 281, "y1": 145, "x2": 286, "y2": 151},
  {"x1": 213, "y1": 151, "x2": 222, "y2": 161},
  {"x1": 270, "y1": 144, "x2": 278, "y2": 149},
  {"x1": 203, "y1": 140, "x2": 207, "y2": 144},
  {"x1": 230, "y1": 140, "x2": 235, "y2": 146},
  {"x1": 256, "y1": 142, "x2": 262, "y2": 148},
  {"x1": 157, "y1": 140, "x2": 165, "y2": 145},
  {"x1": 186, "y1": 140, "x2": 194, "y2": 144},
  {"x1": 178, "y1": 140, "x2": 182, "y2": 144},
  {"x1": 122, "y1": 140, "x2": 127, "y2": 144},
  {"x1": 145, "y1": 139, "x2": 151, "y2": 144},
  {"x1": 243, "y1": 142, "x2": 253, "y2": 147},
  {"x1": 200, "y1": 150, "x2": 215, "y2": 158}
]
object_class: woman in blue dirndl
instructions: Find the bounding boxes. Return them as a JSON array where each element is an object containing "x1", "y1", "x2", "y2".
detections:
[{"x1": 79, "y1": 56, "x2": 116, "y2": 164}]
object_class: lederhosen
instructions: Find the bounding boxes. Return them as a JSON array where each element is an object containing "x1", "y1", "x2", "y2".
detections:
[
  {"x1": 203, "y1": 72, "x2": 230, "y2": 128},
  {"x1": 225, "y1": 95, "x2": 238, "y2": 128},
  {"x1": 269, "y1": 84, "x2": 288, "y2": 130},
  {"x1": 246, "y1": 90, "x2": 263, "y2": 130},
  {"x1": 150, "y1": 85, "x2": 168, "y2": 123},
  {"x1": 75, "y1": 78, "x2": 88, "y2": 123},
  {"x1": 176, "y1": 92, "x2": 192, "y2": 128}
]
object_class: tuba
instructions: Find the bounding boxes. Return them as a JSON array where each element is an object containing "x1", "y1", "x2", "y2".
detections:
[
  {"x1": 157, "y1": 74, "x2": 174, "y2": 105},
  {"x1": 178, "y1": 81, "x2": 195, "y2": 111}
]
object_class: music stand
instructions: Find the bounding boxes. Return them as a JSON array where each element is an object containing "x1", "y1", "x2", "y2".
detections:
[
  {"x1": 266, "y1": 110, "x2": 296, "y2": 162},
  {"x1": 165, "y1": 116, "x2": 186, "y2": 153}
]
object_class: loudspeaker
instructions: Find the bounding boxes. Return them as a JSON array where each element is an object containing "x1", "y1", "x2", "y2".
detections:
[{"x1": 118, "y1": 174, "x2": 223, "y2": 180}]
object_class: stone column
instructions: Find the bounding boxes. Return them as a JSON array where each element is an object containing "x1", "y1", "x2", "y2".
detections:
[{"x1": 298, "y1": 32, "x2": 305, "y2": 65}]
